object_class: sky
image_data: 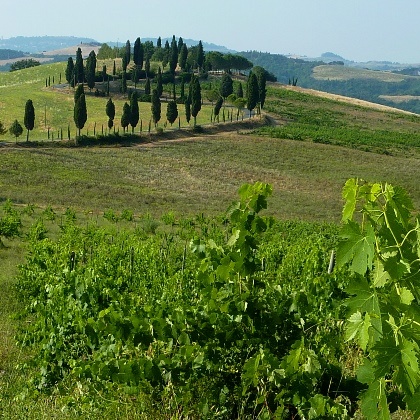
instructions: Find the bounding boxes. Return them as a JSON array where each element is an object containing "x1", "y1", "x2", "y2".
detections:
[{"x1": 3, "y1": 0, "x2": 420, "y2": 63}]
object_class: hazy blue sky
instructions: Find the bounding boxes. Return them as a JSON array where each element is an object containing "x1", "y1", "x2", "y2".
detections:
[{"x1": 3, "y1": 0, "x2": 420, "y2": 63}]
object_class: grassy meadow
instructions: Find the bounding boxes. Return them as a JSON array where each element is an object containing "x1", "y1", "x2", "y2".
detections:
[
  {"x1": 1, "y1": 60, "x2": 420, "y2": 418},
  {"x1": 312, "y1": 64, "x2": 409, "y2": 82},
  {"x1": 0, "y1": 61, "x2": 213, "y2": 142}
]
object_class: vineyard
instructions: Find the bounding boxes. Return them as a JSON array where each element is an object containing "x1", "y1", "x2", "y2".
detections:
[
  {"x1": 2, "y1": 58, "x2": 420, "y2": 418},
  {"x1": 0, "y1": 179, "x2": 419, "y2": 419}
]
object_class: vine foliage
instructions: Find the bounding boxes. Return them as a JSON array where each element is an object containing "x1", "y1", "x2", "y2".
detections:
[{"x1": 337, "y1": 178, "x2": 420, "y2": 419}]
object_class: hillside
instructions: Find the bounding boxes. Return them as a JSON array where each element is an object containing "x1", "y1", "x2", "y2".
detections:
[
  {"x1": 241, "y1": 50, "x2": 420, "y2": 114},
  {"x1": 1, "y1": 57, "x2": 420, "y2": 418}
]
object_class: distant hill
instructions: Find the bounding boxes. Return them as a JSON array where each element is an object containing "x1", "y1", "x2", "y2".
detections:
[
  {"x1": 240, "y1": 51, "x2": 420, "y2": 114},
  {"x1": 0, "y1": 36, "x2": 99, "y2": 53}
]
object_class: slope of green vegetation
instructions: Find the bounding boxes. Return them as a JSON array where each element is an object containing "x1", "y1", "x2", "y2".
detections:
[
  {"x1": 2, "y1": 50, "x2": 420, "y2": 418},
  {"x1": 241, "y1": 51, "x2": 420, "y2": 114}
]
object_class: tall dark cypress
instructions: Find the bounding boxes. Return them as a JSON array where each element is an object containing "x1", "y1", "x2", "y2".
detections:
[
  {"x1": 246, "y1": 72, "x2": 259, "y2": 118},
  {"x1": 151, "y1": 89, "x2": 161, "y2": 126},
  {"x1": 65, "y1": 57, "x2": 74, "y2": 85},
  {"x1": 74, "y1": 93, "x2": 87, "y2": 136},
  {"x1": 129, "y1": 91, "x2": 139, "y2": 132},
  {"x1": 24, "y1": 99, "x2": 35, "y2": 141},
  {"x1": 74, "y1": 47, "x2": 84, "y2": 84},
  {"x1": 133, "y1": 37, "x2": 144, "y2": 69}
]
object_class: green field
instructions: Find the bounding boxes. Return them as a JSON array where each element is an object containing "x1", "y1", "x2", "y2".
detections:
[
  {"x1": 1, "y1": 62, "x2": 420, "y2": 418},
  {"x1": 0, "y1": 62, "x2": 214, "y2": 142},
  {"x1": 312, "y1": 64, "x2": 409, "y2": 82}
]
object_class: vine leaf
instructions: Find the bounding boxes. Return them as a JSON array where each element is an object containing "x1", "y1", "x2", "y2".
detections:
[
  {"x1": 345, "y1": 311, "x2": 371, "y2": 351},
  {"x1": 346, "y1": 277, "x2": 382, "y2": 345},
  {"x1": 337, "y1": 220, "x2": 375, "y2": 275},
  {"x1": 342, "y1": 178, "x2": 358, "y2": 222},
  {"x1": 359, "y1": 378, "x2": 391, "y2": 420},
  {"x1": 374, "y1": 335, "x2": 420, "y2": 395}
]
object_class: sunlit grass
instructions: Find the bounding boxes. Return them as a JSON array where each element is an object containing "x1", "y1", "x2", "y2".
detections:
[{"x1": 0, "y1": 62, "x2": 214, "y2": 141}]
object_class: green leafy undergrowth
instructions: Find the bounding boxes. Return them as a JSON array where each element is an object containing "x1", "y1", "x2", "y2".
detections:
[
  {"x1": 337, "y1": 178, "x2": 420, "y2": 419},
  {"x1": 15, "y1": 183, "x2": 357, "y2": 418}
]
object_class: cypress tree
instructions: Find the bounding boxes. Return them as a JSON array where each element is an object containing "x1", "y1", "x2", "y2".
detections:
[
  {"x1": 256, "y1": 70, "x2": 267, "y2": 109},
  {"x1": 74, "y1": 83, "x2": 84, "y2": 104},
  {"x1": 190, "y1": 76, "x2": 202, "y2": 127},
  {"x1": 145, "y1": 77, "x2": 151, "y2": 95},
  {"x1": 196, "y1": 41, "x2": 204, "y2": 73},
  {"x1": 24, "y1": 99, "x2": 35, "y2": 141},
  {"x1": 106, "y1": 97, "x2": 115, "y2": 131},
  {"x1": 102, "y1": 64, "x2": 107, "y2": 82},
  {"x1": 214, "y1": 96, "x2": 223, "y2": 121},
  {"x1": 86, "y1": 50, "x2": 97, "y2": 91},
  {"x1": 162, "y1": 40, "x2": 170, "y2": 69},
  {"x1": 144, "y1": 56, "x2": 150, "y2": 77},
  {"x1": 74, "y1": 47, "x2": 84, "y2": 84},
  {"x1": 151, "y1": 89, "x2": 161, "y2": 126},
  {"x1": 156, "y1": 36, "x2": 162, "y2": 48},
  {"x1": 220, "y1": 73, "x2": 233, "y2": 100},
  {"x1": 121, "y1": 70, "x2": 127, "y2": 94},
  {"x1": 133, "y1": 37, "x2": 144, "y2": 69},
  {"x1": 65, "y1": 57, "x2": 74, "y2": 85},
  {"x1": 177, "y1": 37, "x2": 184, "y2": 53},
  {"x1": 113, "y1": 60, "x2": 116, "y2": 76},
  {"x1": 185, "y1": 99, "x2": 191, "y2": 124},
  {"x1": 169, "y1": 36, "x2": 178, "y2": 76},
  {"x1": 125, "y1": 40, "x2": 131, "y2": 67},
  {"x1": 129, "y1": 91, "x2": 139, "y2": 132},
  {"x1": 166, "y1": 100, "x2": 178, "y2": 126},
  {"x1": 236, "y1": 82, "x2": 243, "y2": 98},
  {"x1": 156, "y1": 67, "x2": 163, "y2": 97},
  {"x1": 121, "y1": 102, "x2": 131, "y2": 132},
  {"x1": 178, "y1": 44, "x2": 188, "y2": 71},
  {"x1": 9, "y1": 120, "x2": 23, "y2": 142},
  {"x1": 74, "y1": 93, "x2": 87, "y2": 136},
  {"x1": 246, "y1": 72, "x2": 259, "y2": 118}
]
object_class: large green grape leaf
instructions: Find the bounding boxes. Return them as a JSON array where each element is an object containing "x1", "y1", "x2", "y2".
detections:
[
  {"x1": 374, "y1": 335, "x2": 420, "y2": 395},
  {"x1": 359, "y1": 378, "x2": 391, "y2": 420},
  {"x1": 345, "y1": 277, "x2": 382, "y2": 344},
  {"x1": 342, "y1": 178, "x2": 358, "y2": 222},
  {"x1": 345, "y1": 311, "x2": 371, "y2": 351},
  {"x1": 337, "y1": 221, "x2": 375, "y2": 275}
]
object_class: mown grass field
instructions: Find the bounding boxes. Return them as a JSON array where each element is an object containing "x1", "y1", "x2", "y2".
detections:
[
  {"x1": 312, "y1": 64, "x2": 410, "y2": 82},
  {"x1": 1, "y1": 61, "x2": 420, "y2": 418}
]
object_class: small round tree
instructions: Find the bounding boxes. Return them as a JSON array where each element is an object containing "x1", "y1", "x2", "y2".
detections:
[{"x1": 9, "y1": 120, "x2": 23, "y2": 142}]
